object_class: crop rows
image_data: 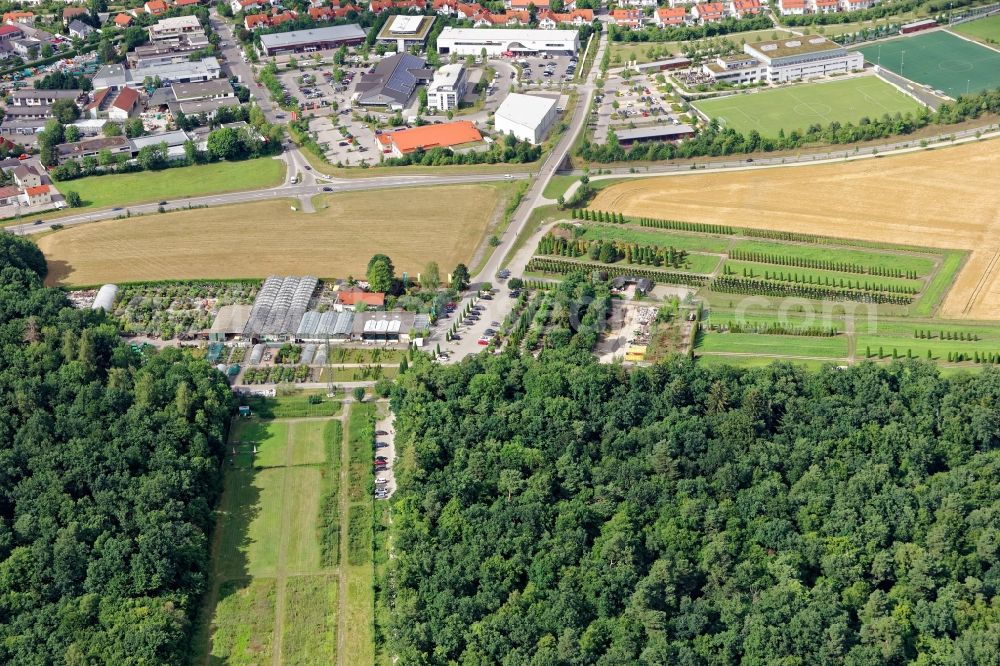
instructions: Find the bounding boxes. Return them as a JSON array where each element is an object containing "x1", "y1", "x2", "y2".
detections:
[
  {"x1": 710, "y1": 277, "x2": 913, "y2": 305},
  {"x1": 725, "y1": 265, "x2": 919, "y2": 295},
  {"x1": 729, "y1": 249, "x2": 919, "y2": 278},
  {"x1": 526, "y1": 257, "x2": 710, "y2": 286}
]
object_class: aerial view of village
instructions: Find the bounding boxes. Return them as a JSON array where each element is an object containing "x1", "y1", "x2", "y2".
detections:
[{"x1": 2, "y1": 0, "x2": 1000, "y2": 660}]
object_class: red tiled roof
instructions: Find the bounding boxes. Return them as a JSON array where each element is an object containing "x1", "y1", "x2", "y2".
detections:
[
  {"x1": 113, "y1": 12, "x2": 132, "y2": 25},
  {"x1": 26, "y1": 184, "x2": 50, "y2": 196},
  {"x1": 335, "y1": 291, "x2": 386, "y2": 307},
  {"x1": 379, "y1": 120, "x2": 482, "y2": 154},
  {"x1": 0, "y1": 24, "x2": 21, "y2": 36},
  {"x1": 112, "y1": 86, "x2": 139, "y2": 111}
]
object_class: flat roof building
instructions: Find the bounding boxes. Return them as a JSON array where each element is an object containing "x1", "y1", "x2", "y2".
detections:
[
  {"x1": 426, "y1": 63, "x2": 467, "y2": 111},
  {"x1": 614, "y1": 124, "x2": 696, "y2": 146},
  {"x1": 259, "y1": 24, "x2": 365, "y2": 56},
  {"x1": 376, "y1": 14, "x2": 435, "y2": 52},
  {"x1": 436, "y1": 27, "x2": 579, "y2": 56},
  {"x1": 494, "y1": 92, "x2": 557, "y2": 144}
]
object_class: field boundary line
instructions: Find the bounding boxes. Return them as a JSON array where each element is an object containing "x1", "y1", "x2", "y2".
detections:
[{"x1": 962, "y1": 251, "x2": 1000, "y2": 315}]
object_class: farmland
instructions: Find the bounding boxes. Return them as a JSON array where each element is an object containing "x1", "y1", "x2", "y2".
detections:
[
  {"x1": 37, "y1": 183, "x2": 512, "y2": 286},
  {"x1": 54, "y1": 159, "x2": 286, "y2": 210},
  {"x1": 693, "y1": 76, "x2": 924, "y2": 137},
  {"x1": 194, "y1": 392, "x2": 378, "y2": 666},
  {"x1": 589, "y1": 139, "x2": 1000, "y2": 320}
]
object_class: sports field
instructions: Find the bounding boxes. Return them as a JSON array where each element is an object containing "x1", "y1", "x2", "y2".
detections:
[
  {"x1": 194, "y1": 393, "x2": 373, "y2": 665},
  {"x1": 37, "y1": 183, "x2": 511, "y2": 286},
  {"x1": 952, "y1": 15, "x2": 1000, "y2": 45},
  {"x1": 589, "y1": 139, "x2": 1000, "y2": 320},
  {"x1": 694, "y1": 76, "x2": 923, "y2": 136},
  {"x1": 858, "y1": 31, "x2": 1000, "y2": 98}
]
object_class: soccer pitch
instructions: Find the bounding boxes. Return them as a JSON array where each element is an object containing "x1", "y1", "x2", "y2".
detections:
[
  {"x1": 693, "y1": 76, "x2": 923, "y2": 137},
  {"x1": 858, "y1": 31, "x2": 1000, "y2": 98},
  {"x1": 953, "y1": 14, "x2": 1000, "y2": 44}
]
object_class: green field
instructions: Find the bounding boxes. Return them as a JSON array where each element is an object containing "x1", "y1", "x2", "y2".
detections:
[
  {"x1": 56, "y1": 158, "x2": 285, "y2": 210},
  {"x1": 914, "y1": 251, "x2": 966, "y2": 316},
  {"x1": 952, "y1": 15, "x2": 1000, "y2": 44},
  {"x1": 580, "y1": 225, "x2": 733, "y2": 254},
  {"x1": 729, "y1": 240, "x2": 937, "y2": 276},
  {"x1": 697, "y1": 332, "x2": 849, "y2": 358},
  {"x1": 196, "y1": 393, "x2": 357, "y2": 665},
  {"x1": 723, "y1": 260, "x2": 925, "y2": 292},
  {"x1": 693, "y1": 76, "x2": 924, "y2": 137},
  {"x1": 343, "y1": 401, "x2": 376, "y2": 666},
  {"x1": 858, "y1": 31, "x2": 1000, "y2": 97}
]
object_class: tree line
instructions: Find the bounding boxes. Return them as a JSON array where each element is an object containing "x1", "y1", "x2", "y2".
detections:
[{"x1": 0, "y1": 232, "x2": 234, "y2": 663}]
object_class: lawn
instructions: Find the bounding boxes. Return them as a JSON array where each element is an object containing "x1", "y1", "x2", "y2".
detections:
[
  {"x1": 197, "y1": 409, "x2": 343, "y2": 664},
  {"x1": 952, "y1": 15, "x2": 1000, "y2": 45},
  {"x1": 858, "y1": 31, "x2": 1000, "y2": 97},
  {"x1": 342, "y1": 401, "x2": 376, "y2": 666},
  {"x1": 728, "y1": 240, "x2": 937, "y2": 276},
  {"x1": 542, "y1": 175, "x2": 578, "y2": 200},
  {"x1": 56, "y1": 158, "x2": 285, "y2": 210},
  {"x1": 697, "y1": 331, "x2": 849, "y2": 357},
  {"x1": 238, "y1": 391, "x2": 342, "y2": 419},
  {"x1": 580, "y1": 224, "x2": 733, "y2": 254},
  {"x1": 693, "y1": 76, "x2": 924, "y2": 137},
  {"x1": 695, "y1": 353, "x2": 833, "y2": 371},
  {"x1": 39, "y1": 182, "x2": 512, "y2": 286},
  {"x1": 914, "y1": 250, "x2": 966, "y2": 316}
]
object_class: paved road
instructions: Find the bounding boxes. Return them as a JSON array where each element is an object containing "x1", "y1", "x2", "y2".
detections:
[
  {"x1": 438, "y1": 30, "x2": 610, "y2": 359},
  {"x1": 8, "y1": 169, "x2": 530, "y2": 236}
]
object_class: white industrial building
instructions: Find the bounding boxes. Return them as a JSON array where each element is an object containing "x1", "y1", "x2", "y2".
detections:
[
  {"x1": 494, "y1": 92, "x2": 558, "y2": 144},
  {"x1": 427, "y1": 63, "x2": 467, "y2": 111},
  {"x1": 703, "y1": 36, "x2": 862, "y2": 84},
  {"x1": 436, "y1": 27, "x2": 579, "y2": 56}
]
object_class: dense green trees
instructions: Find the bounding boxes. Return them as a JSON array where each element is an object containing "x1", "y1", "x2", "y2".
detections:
[
  {"x1": 0, "y1": 233, "x2": 233, "y2": 663},
  {"x1": 387, "y1": 349, "x2": 1000, "y2": 664}
]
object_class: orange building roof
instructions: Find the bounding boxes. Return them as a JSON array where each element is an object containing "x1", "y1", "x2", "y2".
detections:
[
  {"x1": 379, "y1": 121, "x2": 482, "y2": 154},
  {"x1": 25, "y1": 184, "x2": 50, "y2": 196},
  {"x1": 114, "y1": 12, "x2": 133, "y2": 25},
  {"x1": 335, "y1": 290, "x2": 386, "y2": 307}
]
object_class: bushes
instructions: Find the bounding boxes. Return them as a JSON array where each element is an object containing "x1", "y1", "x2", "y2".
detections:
[
  {"x1": 711, "y1": 276, "x2": 913, "y2": 304},
  {"x1": 527, "y1": 256, "x2": 709, "y2": 286},
  {"x1": 715, "y1": 320, "x2": 839, "y2": 336},
  {"x1": 537, "y1": 232, "x2": 691, "y2": 269}
]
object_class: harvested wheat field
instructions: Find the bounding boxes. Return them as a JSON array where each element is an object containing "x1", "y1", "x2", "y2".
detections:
[
  {"x1": 591, "y1": 139, "x2": 1000, "y2": 319},
  {"x1": 39, "y1": 184, "x2": 508, "y2": 286}
]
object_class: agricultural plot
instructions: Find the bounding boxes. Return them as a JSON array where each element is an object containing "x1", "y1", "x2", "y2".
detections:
[
  {"x1": 588, "y1": 140, "x2": 1000, "y2": 320},
  {"x1": 197, "y1": 393, "x2": 351, "y2": 665},
  {"x1": 696, "y1": 332, "x2": 849, "y2": 358},
  {"x1": 858, "y1": 31, "x2": 1000, "y2": 97},
  {"x1": 38, "y1": 183, "x2": 514, "y2": 286},
  {"x1": 693, "y1": 76, "x2": 924, "y2": 136}
]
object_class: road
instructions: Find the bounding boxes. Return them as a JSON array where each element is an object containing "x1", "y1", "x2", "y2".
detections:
[
  {"x1": 8, "y1": 167, "x2": 530, "y2": 236},
  {"x1": 437, "y1": 29, "x2": 609, "y2": 358}
]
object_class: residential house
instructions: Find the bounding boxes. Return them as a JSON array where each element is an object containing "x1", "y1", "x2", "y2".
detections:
[
  {"x1": 230, "y1": 0, "x2": 266, "y2": 13},
  {"x1": 433, "y1": 0, "x2": 458, "y2": 15},
  {"x1": 655, "y1": 6, "x2": 686, "y2": 26},
  {"x1": 618, "y1": 0, "x2": 657, "y2": 8},
  {"x1": 691, "y1": 2, "x2": 727, "y2": 22},
  {"x1": 0, "y1": 24, "x2": 22, "y2": 41},
  {"x1": 12, "y1": 164, "x2": 41, "y2": 188},
  {"x1": 144, "y1": 0, "x2": 168, "y2": 14},
  {"x1": 728, "y1": 0, "x2": 761, "y2": 16},
  {"x1": 610, "y1": 8, "x2": 641, "y2": 27},
  {"x1": 840, "y1": 0, "x2": 873, "y2": 9},
  {"x1": 810, "y1": 0, "x2": 840, "y2": 12},
  {"x1": 455, "y1": 2, "x2": 483, "y2": 19},
  {"x1": 0, "y1": 185, "x2": 20, "y2": 206},
  {"x1": 3, "y1": 12, "x2": 35, "y2": 27},
  {"x1": 369, "y1": 0, "x2": 392, "y2": 10},
  {"x1": 777, "y1": 0, "x2": 806, "y2": 14},
  {"x1": 245, "y1": 10, "x2": 295, "y2": 29},
  {"x1": 23, "y1": 184, "x2": 50, "y2": 206},
  {"x1": 334, "y1": 288, "x2": 386, "y2": 311},
  {"x1": 507, "y1": 0, "x2": 548, "y2": 8},
  {"x1": 68, "y1": 18, "x2": 95, "y2": 39},
  {"x1": 113, "y1": 13, "x2": 133, "y2": 27},
  {"x1": 538, "y1": 8, "x2": 593, "y2": 27},
  {"x1": 393, "y1": 0, "x2": 426, "y2": 10},
  {"x1": 174, "y1": 0, "x2": 202, "y2": 7}
]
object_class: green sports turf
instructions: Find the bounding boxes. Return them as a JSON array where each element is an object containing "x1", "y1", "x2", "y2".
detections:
[
  {"x1": 858, "y1": 31, "x2": 1000, "y2": 98},
  {"x1": 693, "y1": 76, "x2": 923, "y2": 137},
  {"x1": 952, "y1": 14, "x2": 1000, "y2": 44}
]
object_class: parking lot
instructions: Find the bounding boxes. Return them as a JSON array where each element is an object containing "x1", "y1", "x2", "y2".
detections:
[
  {"x1": 516, "y1": 54, "x2": 579, "y2": 90},
  {"x1": 593, "y1": 69, "x2": 687, "y2": 143}
]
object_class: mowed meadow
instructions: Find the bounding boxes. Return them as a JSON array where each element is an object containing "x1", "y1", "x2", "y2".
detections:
[
  {"x1": 589, "y1": 139, "x2": 1000, "y2": 319},
  {"x1": 37, "y1": 183, "x2": 512, "y2": 285}
]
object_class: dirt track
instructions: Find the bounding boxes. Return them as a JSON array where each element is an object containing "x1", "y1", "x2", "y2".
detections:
[{"x1": 591, "y1": 140, "x2": 1000, "y2": 319}]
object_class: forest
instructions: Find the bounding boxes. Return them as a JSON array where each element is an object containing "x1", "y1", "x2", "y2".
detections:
[
  {"x1": 387, "y1": 348, "x2": 1000, "y2": 664},
  {"x1": 0, "y1": 233, "x2": 233, "y2": 664}
]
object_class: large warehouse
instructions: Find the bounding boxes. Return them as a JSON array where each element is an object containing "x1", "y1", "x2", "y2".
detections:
[
  {"x1": 436, "y1": 27, "x2": 579, "y2": 56},
  {"x1": 259, "y1": 24, "x2": 366, "y2": 56},
  {"x1": 494, "y1": 93, "x2": 557, "y2": 144}
]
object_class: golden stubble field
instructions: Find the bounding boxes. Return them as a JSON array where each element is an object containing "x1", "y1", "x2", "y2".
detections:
[
  {"x1": 591, "y1": 139, "x2": 1000, "y2": 320},
  {"x1": 38, "y1": 184, "x2": 507, "y2": 286}
]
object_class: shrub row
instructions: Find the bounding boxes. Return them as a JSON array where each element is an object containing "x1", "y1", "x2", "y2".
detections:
[
  {"x1": 526, "y1": 257, "x2": 709, "y2": 286},
  {"x1": 725, "y1": 265, "x2": 918, "y2": 294},
  {"x1": 915, "y1": 329, "x2": 980, "y2": 341},
  {"x1": 712, "y1": 321, "x2": 839, "y2": 337},
  {"x1": 729, "y1": 249, "x2": 917, "y2": 278},
  {"x1": 710, "y1": 277, "x2": 913, "y2": 304},
  {"x1": 537, "y1": 234, "x2": 690, "y2": 269}
]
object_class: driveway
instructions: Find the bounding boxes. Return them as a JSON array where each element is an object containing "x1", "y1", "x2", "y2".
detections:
[{"x1": 373, "y1": 405, "x2": 396, "y2": 499}]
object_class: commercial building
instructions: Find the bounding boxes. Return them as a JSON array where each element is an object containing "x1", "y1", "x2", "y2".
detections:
[
  {"x1": 258, "y1": 24, "x2": 365, "y2": 56},
  {"x1": 614, "y1": 124, "x2": 696, "y2": 146},
  {"x1": 436, "y1": 27, "x2": 579, "y2": 56},
  {"x1": 147, "y1": 15, "x2": 202, "y2": 42},
  {"x1": 494, "y1": 92, "x2": 557, "y2": 144},
  {"x1": 427, "y1": 63, "x2": 467, "y2": 111},
  {"x1": 703, "y1": 36, "x2": 863, "y2": 84},
  {"x1": 377, "y1": 120, "x2": 483, "y2": 157},
  {"x1": 85, "y1": 86, "x2": 140, "y2": 120},
  {"x1": 375, "y1": 14, "x2": 435, "y2": 52},
  {"x1": 354, "y1": 53, "x2": 431, "y2": 107},
  {"x1": 93, "y1": 57, "x2": 221, "y2": 89}
]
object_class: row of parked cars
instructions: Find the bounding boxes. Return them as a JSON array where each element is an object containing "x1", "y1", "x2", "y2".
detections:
[{"x1": 374, "y1": 428, "x2": 390, "y2": 500}]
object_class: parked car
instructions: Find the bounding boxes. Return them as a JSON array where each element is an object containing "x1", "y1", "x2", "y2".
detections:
[
  {"x1": 477, "y1": 338, "x2": 490, "y2": 346},
  {"x1": 375, "y1": 430, "x2": 388, "y2": 436}
]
